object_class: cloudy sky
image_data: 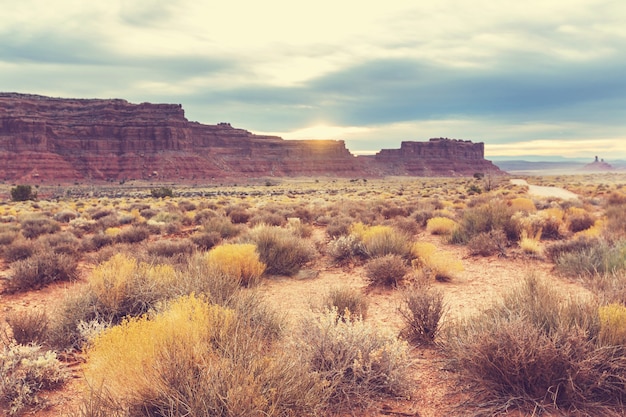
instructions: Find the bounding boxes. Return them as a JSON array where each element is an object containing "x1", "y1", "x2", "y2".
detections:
[{"x1": 2, "y1": 0, "x2": 625, "y2": 160}]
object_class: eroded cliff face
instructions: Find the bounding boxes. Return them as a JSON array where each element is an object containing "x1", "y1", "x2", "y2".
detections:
[
  {"x1": 0, "y1": 93, "x2": 502, "y2": 183},
  {"x1": 366, "y1": 138, "x2": 501, "y2": 176}
]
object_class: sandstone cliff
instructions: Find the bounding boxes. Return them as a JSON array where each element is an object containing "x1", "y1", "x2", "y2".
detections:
[{"x1": 0, "y1": 93, "x2": 503, "y2": 183}]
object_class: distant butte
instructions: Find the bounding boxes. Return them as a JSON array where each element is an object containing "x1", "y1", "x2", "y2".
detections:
[{"x1": 0, "y1": 93, "x2": 503, "y2": 183}]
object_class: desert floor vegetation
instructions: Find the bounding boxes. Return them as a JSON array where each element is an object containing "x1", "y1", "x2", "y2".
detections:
[{"x1": 0, "y1": 173, "x2": 625, "y2": 416}]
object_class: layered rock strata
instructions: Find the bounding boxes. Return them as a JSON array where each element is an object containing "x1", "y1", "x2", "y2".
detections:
[{"x1": 0, "y1": 93, "x2": 502, "y2": 182}]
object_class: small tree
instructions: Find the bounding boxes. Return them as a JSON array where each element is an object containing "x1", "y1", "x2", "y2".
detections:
[{"x1": 10, "y1": 185, "x2": 37, "y2": 201}]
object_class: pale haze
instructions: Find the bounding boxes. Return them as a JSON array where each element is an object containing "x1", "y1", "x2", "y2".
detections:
[{"x1": 2, "y1": 0, "x2": 625, "y2": 160}]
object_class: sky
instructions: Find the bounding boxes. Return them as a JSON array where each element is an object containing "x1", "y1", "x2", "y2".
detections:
[{"x1": 1, "y1": 0, "x2": 625, "y2": 160}]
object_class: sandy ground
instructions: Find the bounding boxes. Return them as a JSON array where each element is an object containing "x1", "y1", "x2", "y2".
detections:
[
  {"x1": 510, "y1": 178, "x2": 579, "y2": 200},
  {"x1": 0, "y1": 184, "x2": 595, "y2": 417}
]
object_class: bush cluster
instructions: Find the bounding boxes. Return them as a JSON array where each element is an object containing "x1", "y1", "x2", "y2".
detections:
[
  {"x1": 444, "y1": 275, "x2": 626, "y2": 416},
  {"x1": 206, "y1": 243, "x2": 266, "y2": 287},
  {"x1": 83, "y1": 295, "x2": 326, "y2": 417},
  {"x1": 399, "y1": 282, "x2": 445, "y2": 345},
  {"x1": 0, "y1": 344, "x2": 68, "y2": 415},
  {"x1": 4, "y1": 251, "x2": 78, "y2": 294},
  {"x1": 364, "y1": 254, "x2": 408, "y2": 287},
  {"x1": 246, "y1": 225, "x2": 315, "y2": 276}
]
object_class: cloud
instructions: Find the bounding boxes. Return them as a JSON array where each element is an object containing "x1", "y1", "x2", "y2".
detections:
[{"x1": 0, "y1": 0, "x2": 624, "y2": 159}]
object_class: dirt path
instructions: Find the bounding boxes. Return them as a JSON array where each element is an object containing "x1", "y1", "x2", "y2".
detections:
[{"x1": 511, "y1": 178, "x2": 579, "y2": 199}]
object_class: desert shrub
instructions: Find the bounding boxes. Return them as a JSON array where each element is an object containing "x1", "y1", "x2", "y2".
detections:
[
  {"x1": 249, "y1": 211, "x2": 286, "y2": 227},
  {"x1": 40, "y1": 231, "x2": 80, "y2": 256},
  {"x1": 567, "y1": 208, "x2": 595, "y2": 233},
  {"x1": 544, "y1": 236, "x2": 599, "y2": 262},
  {"x1": 322, "y1": 287, "x2": 368, "y2": 320},
  {"x1": 539, "y1": 213, "x2": 564, "y2": 240},
  {"x1": 177, "y1": 200, "x2": 196, "y2": 212},
  {"x1": 206, "y1": 243, "x2": 266, "y2": 287},
  {"x1": 190, "y1": 230, "x2": 221, "y2": 250},
  {"x1": 519, "y1": 230, "x2": 543, "y2": 256},
  {"x1": 69, "y1": 218, "x2": 99, "y2": 234},
  {"x1": 390, "y1": 216, "x2": 419, "y2": 235},
  {"x1": 150, "y1": 187, "x2": 173, "y2": 198},
  {"x1": 0, "y1": 344, "x2": 68, "y2": 415},
  {"x1": 286, "y1": 217, "x2": 313, "y2": 238},
  {"x1": 10, "y1": 185, "x2": 37, "y2": 202},
  {"x1": 81, "y1": 232, "x2": 115, "y2": 252},
  {"x1": 19, "y1": 215, "x2": 61, "y2": 239},
  {"x1": 442, "y1": 275, "x2": 626, "y2": 416},
  {"x1": 45, "y1": 291, "x2": 102, "y2": 350},
  {"x1": 114, "y1": 225, "x2": 150, "y2": 244},
  {"x1": 606, "y1": 202, "x2": 626, "y2": 238},
  {"x1": 598, "y1": 303, "x2": 626, "y2": 346},
  {"x1": 53, "y1": 209, "x2": 78, "y2": 223},
  {"x1": 202, "y1": 215, "x2": 241, "y2": 239},
  {"x1": 327, "y1": 235, "x2": 366, "y2": 263},
  {"x1": 426, "y1": 217, "x2": 458, "y2": 235},
  {"x1": 86, "y1": 253, "x2": 178, "y2": 322},
  {"x1": 467, "y1": 230, "x2": 507, "y2": 257},
  {"x1": 398, "y1": 281, "x2": 445, "y2": 345},
  {"x1": 228, "y1": 208, "x2": 250, "y2": 224},
  {"x1": 139, "y1": 207, "x2": 158, "y2": 219},
  {"x1": 508, "y1": 197, "x2": 536, "y2": 213},
  {"x1": 364, "y1": 254, "x2": 408, "y2": 287},
  {"x1": 381, "y1": 206, "x2": 409, "y2": 219},
  {"x1": 555, "y1": 239, "x2": 625, "y2": 278},
  {"x1": 326, "y1": 216, "x2": 352, "y2": 238},
  {"x1": 192, "y1": 208, "x2": 215, "y2": 224},
  {"x1": 145, "y1": 239, "x2": 195, "y2": 258},
  {"x1": 2, "y1": 238, "x2": 36, "y2": 262},
  {"x1": 4, "y1": 251, "x2": 78, "y2": 293},
  {"x1": 96, "y1": 214, "x2": 123, "y2": 230},
  {"x1": 5, "y1": 309, "x2": 49, "y2": 346},
  {"x1": 246, "y1": 225, "x2": 316, "y2": 276},
  {"x1": 297, "y1": 308, "x2": 412, "y2": 412},
  {"x1": 411, "y1": 242, "x2": 463, "y2": 281},
  {"x1": 0, "y1": 231, "x2": 18, "y2": 246},
  {"x1": 350, "y1": 223, "x2": 410, "y2": 258},
  {"x1": 412, "y1": 209, "x2": 434, "y2": 228},
  {"x1": 89, "y1": 208, "x2": 114, "y2": 221},
  {"x1": 83, "y1": 295, "x2": 325, "y2": 417},
  {"x1": 449, "y1": 201, "x2": 517, "y2": 244},
  {"x1": 290, "y1": 205, "x2": 314, "y2": 223}
]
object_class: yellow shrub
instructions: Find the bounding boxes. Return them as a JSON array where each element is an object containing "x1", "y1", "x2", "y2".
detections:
[
  {"x1": 509, "y1": 197, "x2": 536, "y2": 213},
  {"x1": 519, "y1": 230, "x2": 542, "y2": 255},
  {"x1": 567, "y1": 207, "x2": 587, "y2": 218},
  {"x1": 426, "y1": 217, "x2": 458, "y2": 235},
  {"x1": 206, "y1": 243, "x2": 266, "y2": 286},
  {"x1": 84, "y1": 295, "x2": 234, "y2": 403},
  {"x1": 349, "y1": 222, "x2": 409, "y2": 257},
  {"x1": 599, "y1": 303, "x2": 626, "y2": 345},
  {"x1": 540, "y1": 207, "x2": 565, "y2": 222},
  {"x1": 576, "y1": 219, "x2": 604, "y2": 238},
  {"x1": 88, "y1": 254, "x2": 177, "y2": 316},
  {"x1": 104, "y1": 227, "x2": 122, "y2": 237},
  {"x1": 411, "y1": 242, "x2": 463, "y2": 281}
]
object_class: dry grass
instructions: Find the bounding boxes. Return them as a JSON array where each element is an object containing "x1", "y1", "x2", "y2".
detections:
[
  {"x1": 364, "y1": 254, "x2": 408, "y2": 287},
  {"x1": 206, "y1": 243, "x2": 266, "y2": 287},
  {"x1": 443, "y1": 274, "x2": 626, "y2": 416},
  {"x1": 246, "y1": 225, "x2": 315, "y2": 276},
  {"x1": 0, "y1": 344, "x2": 68, "y2": 416},
  {"x1": 398, "y1": 281, "x2": 445, "y2": 345},
  {"x1": 3, "y1": 251, "x2": 78, "y2": 293}
]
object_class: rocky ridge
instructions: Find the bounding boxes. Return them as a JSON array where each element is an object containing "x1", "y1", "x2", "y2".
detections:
[{"x1": 0, "y1": 93, "x2": 503, "y2": 182}]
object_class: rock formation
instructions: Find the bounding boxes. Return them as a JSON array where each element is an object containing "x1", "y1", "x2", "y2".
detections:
[
  {"x1": 0, "y1": 93, "x2": 503, "y2": 183},
  {"x1": 583, "y1": 157, "x2": 614, "y2": 171}
]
